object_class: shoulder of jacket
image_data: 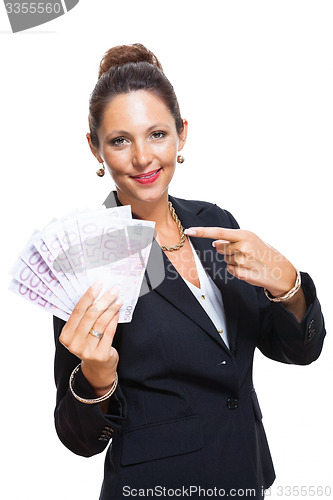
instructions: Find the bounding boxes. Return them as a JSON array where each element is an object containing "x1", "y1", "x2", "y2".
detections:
[
  {"x1": 169, "y1": 195, "x2": 216, "y2": 212},
  {"x1": 169, "y1": 195, "x2": 238, "y2": 227}
]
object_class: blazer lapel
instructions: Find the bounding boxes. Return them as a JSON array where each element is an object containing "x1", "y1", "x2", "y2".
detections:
[
  {"x1": 168, "y1": 196, "x2": 239, "y2": 355},
  {"x1": 152, "y1": 241, "x2": 231, "y2": 353},
  {"x1": 188, "y1": 234, "x2": 239, "y2": 355}
]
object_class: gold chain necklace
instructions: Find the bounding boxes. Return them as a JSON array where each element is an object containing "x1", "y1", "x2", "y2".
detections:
[{"x1": 160, "y1": 201, "x2": 186, "y2": 252}]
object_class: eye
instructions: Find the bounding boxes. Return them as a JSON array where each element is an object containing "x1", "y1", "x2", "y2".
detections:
[
  {"x1": 151, "y1": 131, "x2": 166, "y2": 140},
  {"x1": 112, "y1": 137, "x2": 128, "y2": 146}
]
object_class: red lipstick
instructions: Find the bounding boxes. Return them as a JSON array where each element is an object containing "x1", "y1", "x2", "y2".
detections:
[{"x1": 131, "y1": 168, "x2": 162, "y2": 185}]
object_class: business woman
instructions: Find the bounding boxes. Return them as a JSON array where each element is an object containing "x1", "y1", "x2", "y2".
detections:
[{"x1": 53, "y1": 44, "x2": 326, "y2": 499}]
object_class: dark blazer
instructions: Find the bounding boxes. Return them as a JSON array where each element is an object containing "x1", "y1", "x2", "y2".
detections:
[{"x1": 53, "y1": 194, "x2": 326, "y2": 500}]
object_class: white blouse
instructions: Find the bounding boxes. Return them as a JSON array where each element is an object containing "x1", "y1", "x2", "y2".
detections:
[{"x1": 182, "y1": 240, "x2": 229, "y2": 349}]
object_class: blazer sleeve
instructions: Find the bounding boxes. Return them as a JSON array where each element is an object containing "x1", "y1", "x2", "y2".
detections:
[
  {"x1": 219, "y1": 206, "x2": 326, "y2": 365},
  {"x1": 53, "y1": 316, "x2": 126, "y2": 457},
  {"x1": 256, "y1": 274, "x2": 326, "y2": 365}
]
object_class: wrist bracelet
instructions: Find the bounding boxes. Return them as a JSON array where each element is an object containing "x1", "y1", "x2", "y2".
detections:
[
  {"x1": 264, "y1": 269, "x2": 301, "y2": 303},
  {"x1": 69, "y1": 363, "x2": 118, "y2": 405}
]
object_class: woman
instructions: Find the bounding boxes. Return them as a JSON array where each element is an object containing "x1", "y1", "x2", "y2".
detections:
[{"x1": 54, "y1": 44, "x2": 326, "y2": 499}]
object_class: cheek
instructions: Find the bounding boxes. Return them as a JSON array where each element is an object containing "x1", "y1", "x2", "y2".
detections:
[
  {"x1": 157, "y1": 140, "x2": 178, "y2": 164},
  {"x1": 103, "y1": 150, "x2": 130, "y2": 175}
]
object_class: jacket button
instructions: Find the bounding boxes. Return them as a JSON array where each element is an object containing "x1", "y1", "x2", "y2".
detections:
[
  {"x1": 307, "y1": 319, "x2": 316, "y2": 340},
  {"x1": 227, "y1": 398, "x2": 239, "y2": 410}
]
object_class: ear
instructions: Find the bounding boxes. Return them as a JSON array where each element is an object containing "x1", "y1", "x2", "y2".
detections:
[
  {"x1": 177, "y1": 119, "x2": 188, "y2": 152},
  {"x1": 86, "y1": 133, "x2": 104, "y2": 163}
]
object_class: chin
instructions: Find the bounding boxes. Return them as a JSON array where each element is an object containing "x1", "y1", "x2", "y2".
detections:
[
  {"x1": 116, "y1": 172, "x2": 173, "y2": 205},
  {"x1": 137, "y1": 185, "x2": 169, "y2": 203},
  {"x1": 116, "y1": 184, "x2": 167, "y2": 206}
]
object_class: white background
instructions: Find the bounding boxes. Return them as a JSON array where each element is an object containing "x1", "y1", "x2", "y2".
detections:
[{"x1": 0, "y1": 1, "x2": 332, "y2": 499}]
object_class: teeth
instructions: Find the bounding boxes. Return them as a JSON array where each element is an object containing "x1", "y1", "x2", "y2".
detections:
[{"x1": 137, "y1": 169, "x2": 159, "y2": 179}]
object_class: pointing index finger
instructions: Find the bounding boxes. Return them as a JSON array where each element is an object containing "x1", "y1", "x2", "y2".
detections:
[{"x1": 184, "y1": 227, "x2": 242, "y2": 242}]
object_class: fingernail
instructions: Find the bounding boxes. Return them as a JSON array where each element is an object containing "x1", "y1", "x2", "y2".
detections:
[
  {"x1": 110, "y1": 285, "x2": 120, "y2": 296},
  {"x1": 91, "y1": 280, "x2": 103, "y2": 295},
  {"x1": 116, "y1": 296, "x2": 124, "y2": 306},
  {"x1": 184, "y1": 228, "x2": 197, "y2": 236},
  {"x1": 212, "y1": 239, "x2": 230, "y2": 246}
]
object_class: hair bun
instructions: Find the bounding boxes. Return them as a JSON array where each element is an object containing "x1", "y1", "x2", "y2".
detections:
[{"x1": 98, "y1": 43, "x2": 163, "y2": 78}]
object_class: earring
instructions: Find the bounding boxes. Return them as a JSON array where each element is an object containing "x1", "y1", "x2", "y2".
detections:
[
  {"x1": 177, "y1": 155, "x2": 185, "y2": 164},
  {"x1": 96, "y1": 162, "x2": 105, "y2": 177}
]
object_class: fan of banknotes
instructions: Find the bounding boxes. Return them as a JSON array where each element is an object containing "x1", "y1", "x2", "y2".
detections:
[{"x1": 9, "y1": 205, "x2": 155, "y2": 323}]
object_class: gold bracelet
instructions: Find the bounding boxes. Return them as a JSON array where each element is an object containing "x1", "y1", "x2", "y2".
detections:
[
  {"x1": 69, "y1": 363, "x2": 118, "y2": 405},
  {"x1": 264, "y1": 269, "x2": 301, "y2": 303}
]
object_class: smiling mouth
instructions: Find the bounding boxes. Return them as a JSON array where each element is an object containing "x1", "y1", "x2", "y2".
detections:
[
  {"x1": 131, "y1": 168, "x2": 162, "y2": 179},
  {"x1": 130, "y1": 168, "x2": 162, "y2": 184}
]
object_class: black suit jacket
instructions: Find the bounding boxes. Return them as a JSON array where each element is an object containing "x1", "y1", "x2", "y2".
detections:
[{"x1": 53, "y1": 194, "x2": 326, "y2": 500}]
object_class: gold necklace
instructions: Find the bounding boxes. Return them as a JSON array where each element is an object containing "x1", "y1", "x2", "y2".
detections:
[{"x1": 160, "y1": 201, "x2": 186, "y2": 252}]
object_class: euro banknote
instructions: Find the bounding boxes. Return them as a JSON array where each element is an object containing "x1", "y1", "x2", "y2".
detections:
[{"x1": 9, "y1": 205, "x2": 155, "y2": 324}]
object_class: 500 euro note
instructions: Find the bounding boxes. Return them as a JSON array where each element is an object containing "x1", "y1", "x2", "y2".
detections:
[
  {"x1": 51, "y1": 206, "x2": 131, "y2": 295},
  {"x1": 74, "y1": 205, "x2": 132, "y2": 277},
  {"x1": 9, "y1": 257, "x2": 72, "y2": 314},
  {"x1": 93, "y1": 219, "x2": 155, "y2": 322},
  {"x1": 8, "y1": 204, "x2": 154, "y2": 324},
  {"x1": 19, "y1": 231, "x2": 74, "y2": 308},
  {"x1": 38, "y1": 219, "x2": 85, "y2": 301}
]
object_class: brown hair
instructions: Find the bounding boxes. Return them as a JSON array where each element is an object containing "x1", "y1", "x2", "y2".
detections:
[{"x1": 88, "y1": 43, "x2": 184, "y2": 147}]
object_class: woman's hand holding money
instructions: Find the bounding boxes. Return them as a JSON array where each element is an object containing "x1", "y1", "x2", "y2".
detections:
[{"x1": 59, "y1": 280, "x2": 123, "y2": 398}]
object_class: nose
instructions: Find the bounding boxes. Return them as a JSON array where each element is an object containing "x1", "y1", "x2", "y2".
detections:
[{"x1": 132, "y1": 141, "x2": 153, "y2": 170}]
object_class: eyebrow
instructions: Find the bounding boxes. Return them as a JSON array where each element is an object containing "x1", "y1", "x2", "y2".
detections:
[
  {"x1": 104, "y1": 123, "x2": 171, "y2": 142},
  {"x1": 104, "y1": 131, "x2": 128, "y2": 141}
]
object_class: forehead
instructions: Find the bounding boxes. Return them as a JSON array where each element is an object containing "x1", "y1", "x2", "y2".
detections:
[{"x1": 100, "y1": 90, "x2": 175, "y2": 132}]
